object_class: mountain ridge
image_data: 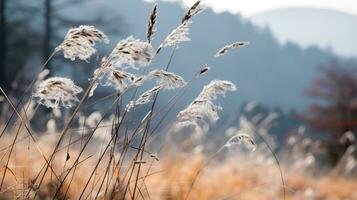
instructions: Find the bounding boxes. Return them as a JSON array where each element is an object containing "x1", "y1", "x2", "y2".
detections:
[
  {"x1": 250, "y1": 7, "x2": 357, "y2": 57},
  {"x1": 83, "y1": 0, "x2": 344, "y2": 111}
]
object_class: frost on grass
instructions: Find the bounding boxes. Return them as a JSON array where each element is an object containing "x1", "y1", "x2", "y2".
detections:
[
  {"x1": 55, "y1": 25, "x2": 108, "y2": 61},
  {"x1": 33, "y1": 77, "x2": 83, "y2": 108},
  {"x1": 178, "y1": 80, "x2": 236, "y2": 127}
]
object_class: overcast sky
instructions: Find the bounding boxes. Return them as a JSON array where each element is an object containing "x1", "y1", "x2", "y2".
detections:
[{"x1": 148, "y1": 0, "x2": 357, "y2": 16}]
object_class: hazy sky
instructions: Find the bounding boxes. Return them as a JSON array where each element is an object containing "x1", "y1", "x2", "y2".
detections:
[{"x1": 150, "y1": 0, "x2": 357, "y2": 16}]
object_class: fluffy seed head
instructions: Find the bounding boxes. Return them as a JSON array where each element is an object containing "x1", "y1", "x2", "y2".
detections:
[
  {"x1": 215, "y1": 41, "x2": 250, "y2": 58},
  {"x1": 127, "y1": 86, "x2": 161, "y2": 111},
  {"x1": 108, "y1": 36, "x2": 154, "y2": 69},
  {"x1": 198, "y1": 80, "x2": 237, "y2": 101},
  {"x1": 160, "y1": 21, "x2": 191, "y2": 48},
  {"x1": 55, "y1": 25, "x2": 108, "y2": 61},
  {"x1": 149, "y1": 70, "x2": 186, "y2": 89},
  {"x1": 135, "y1": 86, "x2": 161, "y2": 105},
  {"x1": 33, "y1": 77, "x2": 83, "y2": 108},
  {"x1": 178, "y1": 80, "x2": 236, "y2": 127}
]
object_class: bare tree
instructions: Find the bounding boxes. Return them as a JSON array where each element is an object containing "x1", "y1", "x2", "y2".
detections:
[{"x1": 305, "y1": 60, "x2": 357, "y2": 164}]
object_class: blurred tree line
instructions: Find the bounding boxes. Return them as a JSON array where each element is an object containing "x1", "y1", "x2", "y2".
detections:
[
  {"x1": 0, "y1": 0, "x2": 121, "y2": 92},
  {"x1": 306, "y1": 61, "x2": 357, "y2": 164}
]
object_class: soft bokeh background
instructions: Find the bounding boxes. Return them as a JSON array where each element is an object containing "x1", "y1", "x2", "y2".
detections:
[{"x1": 2, "y1": 0, "x2": 357, "y2": 136}]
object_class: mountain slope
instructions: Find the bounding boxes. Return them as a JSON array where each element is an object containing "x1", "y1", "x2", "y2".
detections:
[
  {"x1": 84, "y1": 0, "x2": 338, "y2": 111},
  {"x1": 250, "y1": 7, "x2": 357, "y2": 57}
]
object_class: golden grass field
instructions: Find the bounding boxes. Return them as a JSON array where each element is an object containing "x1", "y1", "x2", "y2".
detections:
[{"x1": 1, "y1": 131, "x2": 356, "y2": 200}]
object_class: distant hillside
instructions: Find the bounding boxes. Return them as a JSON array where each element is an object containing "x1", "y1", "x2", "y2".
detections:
[
  {"x1": 78, "y1": 0, "x2": 340, "y2": 112},
  {"x1": 251, "y1": 7, "x2": 357, "y2": 57}
]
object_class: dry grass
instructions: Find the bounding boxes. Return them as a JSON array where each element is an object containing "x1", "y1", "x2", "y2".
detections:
[{"x1": 1, "y1": 134, "x2": 356, "y2": 200}]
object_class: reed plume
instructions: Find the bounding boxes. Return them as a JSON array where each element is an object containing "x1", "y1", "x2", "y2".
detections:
[
  {"x1": 33, "y1": 77, "x2": 83, "y2": 108},
  {"x1": 215, "y1": 41, "x2": 250, "y2": 58},
  {"x1": 159, "y1": 21, "x2": 192, "y2": 48},
  {"x1": 149, "y1": 70, "x2": 186, "y2": 89},
  {"x1": 107, "y1": 36, "x2": 154, "y2": 69},
  {"x1": 55, "y1": 25, "x2": 108, "y2": 61},
  {"x1": 135, "y1": 85, "x2": 161, "y2": 105},
  {"x1": 178, "y1": 80, "x2": 236, "y2": 127},
  {"x1": 147, "y1": 4, "x2": 158, "y2": 43},
  {"x1": 181, "y1": 0, "x2": 203, "y2": 24}
]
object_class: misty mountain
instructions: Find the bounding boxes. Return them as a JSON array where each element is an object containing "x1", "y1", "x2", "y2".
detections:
[
  {"x1": 94, "y1": 0, "x2": 340, "y2": 111},
  {"x1": 250, "y1": 7, "x2": 357, "y2": 58}
]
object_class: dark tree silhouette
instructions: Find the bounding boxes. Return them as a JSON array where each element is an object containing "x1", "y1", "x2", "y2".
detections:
[
  {"x1": 305, "y1": 61, "x2": 357, "y2": 164},
  {"x1": 0, "y1": 0, "x2": 122, "y2": 92},
  {"x1": 0, "y1": 0, "x2": 7, "y2": 89}
]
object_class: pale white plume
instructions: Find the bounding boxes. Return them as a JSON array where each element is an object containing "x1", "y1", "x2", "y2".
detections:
[
  {"x1": 178, "y1": 80, "x2": 236, "y2": 127},
  {"x1": 215, "y1": 41, "x2": 250, "y2": 58},
  {"x1": 149, "y1": 70, "x2": 186, "y2": 89},
  {"x1": 160, "y1": 21, "x2": 191, "y2": 48},
  {"x1": 55, "y1": 25, "x2": 108, "y2": 61},
  {"x1": 126, "y1": 86, "x2": 161, "y2": 112},
  {"x1": 107, "y1": 36, "x2": 154, "y2": 69},
  {"x1": 135, "y1": 86, "x2": 161, "y2": 105},
  {"x1": 33, "y1": 77, "x2": 83, "y2": 108},
  {"x1": 198, "y1": 80, "x2": 237, "y2": 101}
]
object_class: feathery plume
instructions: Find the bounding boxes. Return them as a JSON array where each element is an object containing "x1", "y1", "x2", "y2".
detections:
[
  {"x1": 182, "y1": 0, "x2": 203, "y2": 23},
  {"x1": 107, "y1": 36, "x2": 154, "y2": 69},
  {"x1": 147, "y1": 4, "x2": 158, "y2": 43},
  {"x1": 33, "y1": 77, "x2": 83, "y2": 108},
  {"x1": 178, "y1": 99, "x2": 221, "y2": 122},
  {"x1": 135, "y1": 86, "x2": 161, "y2": 105},
  {"x1": 198, "y1": 80, "x2": 237, "y2": 101},
  {"x1": 110, "y1": 70, "x2": 134, "y2": 92},
  {"x1": 215, "y1": 41, "x2": 250, "y2": 58},
  {"x1": 225, "y1": 133, "x2": 257, "y2": 152},
  {"x1": 159, "y1": 21, "x2": 191, "y2": 48},
  {"x1": 149, "y1": 70, "x2": 186, "y2": 89},
  {"x1": 157, "y1": 1, "x2": 203, "y2": 52},
  {"x1": 126, "y1": 86, "x2": 161, "y2": 112},
  {"x1": 178, "y1": 80, "x2": 236, "y2": 127},
  {"x1": 92, "y1": 65, "x2": 137, "y2": 94},
  {"x1": 55, "y1": 25, "x2": 108, "y2": 61},
  {"x1": 90, "y1": 37, "x2": 154, "y2": 94}
]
